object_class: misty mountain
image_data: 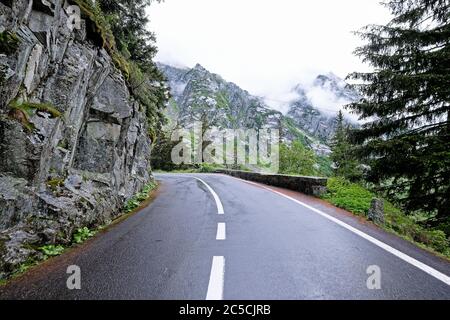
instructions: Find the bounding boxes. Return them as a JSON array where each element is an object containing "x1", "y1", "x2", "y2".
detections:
[
  {"x1": 157, "y1": 63, "x2": 359, "y2": 156},
  {"x1": 286, "y1": 73, "x2": 360, "y2": 143},
  {"x1": 158, "y1": 63, "x2": 282, "y2": 130},
  {"x1": 313, "y1": 73, "x2": 359, "y2": 102}
]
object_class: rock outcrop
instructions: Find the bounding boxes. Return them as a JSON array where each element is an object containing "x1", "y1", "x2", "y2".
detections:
[
  {"x1": 367, "y1": 198, "x2": 385, "y2": 225},
  {"x1": 158, "y1": 63, "x2": 283, "y2": 131},
  {"x1": 0, "y1": 1, "x2": 153, "y2": 277},
  {"x1": 158, "y1": 63, "x2": 347, "y2": 157},
  {"x1": 287, "y1": 74, "x2": 359, "y2": 143}
]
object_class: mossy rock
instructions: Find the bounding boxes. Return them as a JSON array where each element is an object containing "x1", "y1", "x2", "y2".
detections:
[
  {"x1": 47, "y1": 178, "x2": 65, "y2": 192},
  {"x1": 0, "y1": 31, "x2": 20, "y2": 55},
  {"x1": 8, "y1": 99, "x2": 62, "y2": 131}
]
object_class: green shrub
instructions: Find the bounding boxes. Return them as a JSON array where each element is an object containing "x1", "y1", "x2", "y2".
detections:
[
  {"x1": 422, "y1": 230, "x2": 449, "y2": 253},
  {"x1": 198, "y1": 163, "x2": 220, "y2": 173},
  {"x1": 322, "y1": 177, "x2": 374, "y2": 215},
  {"x1": 39, "y1": 245, "x2": 65, "y2": 256},
  {"x1": 73, "y1": 227, "x2": 96, "y2": 244},
  {"x1": 322, "y1": 177, "x2": 450, "y2": 258},
  {"x1": 279, "y1": 141, "x2": 318, "y2": 176},
  {"x1": 124, "y1": 181, "x2": 157, "y2": 213}
]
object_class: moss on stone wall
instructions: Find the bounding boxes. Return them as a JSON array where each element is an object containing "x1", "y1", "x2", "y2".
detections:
[
  {"x1": 0, "y1": 31, "x2": 20, "y2": 55},
  {"x1": 8, "y1": 100, "x2": 62, "y2": 131}
]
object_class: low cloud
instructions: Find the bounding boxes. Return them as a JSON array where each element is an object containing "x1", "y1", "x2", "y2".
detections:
[
  {"x1": 306, "y1": 86, "x2": 359, "y2": 122},
  {"x1": 148, "y1": 0, "x2": 391, "y2": 104}
]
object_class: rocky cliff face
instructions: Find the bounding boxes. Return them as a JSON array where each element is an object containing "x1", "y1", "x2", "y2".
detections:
[
  {"x1": 160, "y1": 63, "x2": 358, "y2": 147},
  {"x1": 158, "y1": 63, "x2": 282, "y2": 130},
  {"x1": 159, "y1": 63, "x2": 334, "y2": 156},
  {"x1": 0, "y1": 1, "x2": 153, "y2": 277},
  {"x1": 287, "y1": 73, "x2": 359, "y2": 143},
  {"x1": 286, "y1": 84, "x2": 338, "y2": 143}
]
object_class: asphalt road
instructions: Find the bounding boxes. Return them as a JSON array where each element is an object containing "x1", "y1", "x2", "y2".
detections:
[{"x1": 0, "y1": 173, "x2": 449, "y2": 299}]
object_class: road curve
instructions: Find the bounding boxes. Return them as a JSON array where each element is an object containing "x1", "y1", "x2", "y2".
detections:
[{"x1": 0, "y1": 173, "x2": 449, "y2": 299}]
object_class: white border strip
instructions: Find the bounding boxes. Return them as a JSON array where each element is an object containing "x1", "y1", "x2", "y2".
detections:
[
  {"x1": 226, "y1": 175, "x2": 450, "y2": 286},
  {"x1": 192, "y1": 176, "x2": 224, "y2": 214},
  {"x1": 206, "y1": 256, "x2": 225, "y2": 300}
]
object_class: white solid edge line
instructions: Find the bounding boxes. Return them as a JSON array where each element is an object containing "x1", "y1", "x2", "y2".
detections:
[
  {"x1": 216, "y1": 223, "x2": 226, "y2": 240},
  {"x1": 225, "y1": 175, "x2": 450, "y2": 286},
  {"x1": 206, "y1": 256, "x2": 225, "y2": 300},
  {"x1": 191, "y1": 176, "x2": 225, "y2": 214}
]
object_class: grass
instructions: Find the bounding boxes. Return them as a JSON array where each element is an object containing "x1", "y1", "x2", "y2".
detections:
[
  {"x1": 6, "y1": 258, "x2": 37, "y2": 282},
  {"x1": 322, "y1": 177, "x2": 450, "y2": 258},
  {"x1": 73, "y1": 0, "x2": 117, "y2": 53},
  {"x1": 19, "y1": 102, "x2": 61, "y2": 118},
  {"x1": 197, "y1": 163, "x2": 224, "y2": 173}
]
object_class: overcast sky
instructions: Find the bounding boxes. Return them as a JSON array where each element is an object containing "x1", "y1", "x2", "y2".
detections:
[{"x1": 147, "y1": 0, "x2": 392, "y2": 111}]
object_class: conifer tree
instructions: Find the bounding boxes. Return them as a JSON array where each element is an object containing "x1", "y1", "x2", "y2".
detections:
[
  {"x1": 348, "y1": 0, "x2": 450, "y2": 223},
  {"x1": 98, "y1": 0, "x2": 160, "y2": 70},
  {"x1": 97, "y1": 0, "x2": 168, "y2": 139},
  {"x1": 330, "y1": 110, "x2": 362, "y2": 181}
]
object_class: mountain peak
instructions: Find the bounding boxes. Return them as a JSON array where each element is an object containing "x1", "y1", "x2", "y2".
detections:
[
  {"x1": 194, "y1": 63, "x2": 207, "y2": 71},
  {"x1": 314, "y1": 72, "x2": 345, "y2": 88}
]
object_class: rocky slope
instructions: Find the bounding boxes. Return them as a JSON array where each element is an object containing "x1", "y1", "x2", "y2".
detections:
[
  {"x1": 0, "y1": 1, "x2": 153, "y2": 277},
  {"x1": 287, "y1": 73, "x2": 359, "y2": 143},
  {"x1": 158, "y1": 63, "x2": 340, "y2": 156},
  {"x1": 158, "y1": 63, "x2": 282, "y2": 130},
  {"x1": 159, "y1": 64, "x2": 358, "y2": 147}
]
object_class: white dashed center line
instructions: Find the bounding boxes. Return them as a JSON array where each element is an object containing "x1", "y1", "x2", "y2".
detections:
[
  {"x1": 216, "y1": 223, "x2": 226, "y2": 240},
  {"x1": 191, "y1": 176, "x2": 224, "y2": 214},
  {"x1": 206, "y1": 256, "x2": 225, "y2": 300}
]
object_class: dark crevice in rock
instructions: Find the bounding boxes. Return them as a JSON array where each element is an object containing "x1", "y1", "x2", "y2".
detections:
[
  {"x1": 0, "y1": 0, "x2": 13, "y2": 9},
  {"x1": 32, "y1": 1, "x2": 54, "y2": 16},
  {"x1": 88, "y1": 107, "x2": 121, "y2": 126},
  {"x1": 83, "y1": 18, "x2": 104, "y2": 49},
  {"x1": 32, "y1": 31, "x2": 47, "y2": 47}
]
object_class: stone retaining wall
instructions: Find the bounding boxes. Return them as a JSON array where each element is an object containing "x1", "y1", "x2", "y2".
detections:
[{"x1": 215, "y1": 170, "x2": 328, "y2": 196}]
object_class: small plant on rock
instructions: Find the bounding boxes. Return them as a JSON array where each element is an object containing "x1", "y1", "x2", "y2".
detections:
[
  {"x1": 73, "y1": 227, "x2": 96, "y2": 244},
  {"x1": 39, "y1": 245, "x2": 65, "y2": 257}
]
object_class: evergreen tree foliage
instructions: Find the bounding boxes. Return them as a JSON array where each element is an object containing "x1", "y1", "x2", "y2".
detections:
[
  {"x1": 330, "y1": 110, "x2": 362, "y2": 181},
  {"x1": 347, "y1": 0, "x2": 450, "y2": 223},
  {"x1": 92, "y1": 0, "x2": 168, "y2": 140},
  {"x1": 98, "y1": 0, "x2": 159, "y2": 70}
]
